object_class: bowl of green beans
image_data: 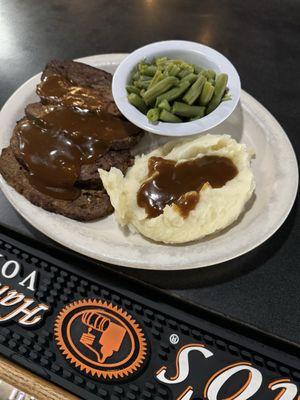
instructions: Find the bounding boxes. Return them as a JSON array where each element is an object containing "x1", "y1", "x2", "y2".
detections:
[{"x1": 112, "y1": 41, "x2": 241, "y2": 136}]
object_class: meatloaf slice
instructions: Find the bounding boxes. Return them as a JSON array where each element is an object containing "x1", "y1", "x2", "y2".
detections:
[
  {"x1": 76, "y1": 150, "x2": 133, "y2": 189},
  {"x1": 0, "y1": 147, "x2": 113, "y2": 221},
  {"x1": 10, "y1": 117, "x2": 135, "y2": 190},
  {"x1": 41, "y1": 60, "x2": 113, "y2": 92},
  {"x1": 24, "y1": 103, "x2": 142, "y2": 151},
  {"x1": 38, "y1": 60, "x2": 121, "y2": 117}
]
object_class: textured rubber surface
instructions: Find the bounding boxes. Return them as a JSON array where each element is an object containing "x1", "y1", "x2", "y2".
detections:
[{"x1": 0, "y1": 229, "x2": 298, "y2": 399}]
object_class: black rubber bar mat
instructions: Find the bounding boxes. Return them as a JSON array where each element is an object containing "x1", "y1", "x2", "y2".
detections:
[{"x1": 0, "y1": 228, "x2": 299, "y2": 400}]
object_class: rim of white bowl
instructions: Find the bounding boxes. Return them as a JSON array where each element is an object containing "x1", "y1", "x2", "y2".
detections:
[{"x1": 112, "y1": 40, "x2": 241, "y2": 136}]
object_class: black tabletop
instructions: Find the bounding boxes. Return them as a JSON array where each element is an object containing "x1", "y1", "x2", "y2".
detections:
[{"x1": 0, "y1": 0, "x2": 299, "y2": 347}]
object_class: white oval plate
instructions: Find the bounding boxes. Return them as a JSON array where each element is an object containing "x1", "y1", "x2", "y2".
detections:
[{"x1": 0, "y1": 54, "x2": 298, "y2": 270}]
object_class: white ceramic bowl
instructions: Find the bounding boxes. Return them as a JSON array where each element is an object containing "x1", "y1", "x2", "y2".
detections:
[{"x1": 112, "y1": 40, "x2": 241, "y2": 137}]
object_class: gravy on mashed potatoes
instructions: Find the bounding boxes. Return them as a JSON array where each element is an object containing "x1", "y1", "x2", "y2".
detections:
[
  {"x1": 137, "y1": 155, "x2": 238, "y2": 219},
  {"x1": 99, "y1": 134, "x2": 255, "y2": 244}
]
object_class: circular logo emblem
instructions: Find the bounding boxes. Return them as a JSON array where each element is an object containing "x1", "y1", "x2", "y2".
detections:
[{"x1": 54, "y1": 299, "x2": 147, "y2": 380}]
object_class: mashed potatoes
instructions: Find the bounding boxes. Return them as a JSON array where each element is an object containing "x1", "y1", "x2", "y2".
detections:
[{"x1": 99, "y1": 134, "x2": 255, "y2": 244}]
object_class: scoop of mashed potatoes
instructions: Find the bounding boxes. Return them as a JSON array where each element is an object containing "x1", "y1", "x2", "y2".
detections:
[{"x1": 99, "y1": 134, "x2": 255, "y2": 244}]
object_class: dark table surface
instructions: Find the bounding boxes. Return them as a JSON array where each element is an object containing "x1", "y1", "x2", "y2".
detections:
[{"x1": 0, "y1": 0, "x2": 299, "y2": 347}]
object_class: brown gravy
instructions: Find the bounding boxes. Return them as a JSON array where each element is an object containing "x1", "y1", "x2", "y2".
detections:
[
  {"x1": 137, "y1": 156, "x2": 238, "y2": 218},
  {"x1": 16, "y1": 107, "x2": 136, "y2": 200},
  {"x1": 37, "y1": 75, "x2": 106, "y2": 111},
  {"x1": 37, "y1": 106, "x2": 135, "y2": 142}
]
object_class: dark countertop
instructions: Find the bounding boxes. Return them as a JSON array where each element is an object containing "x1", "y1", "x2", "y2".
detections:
[{"x1": 0, "y1": 0, "x2": 299, "y2": 346}]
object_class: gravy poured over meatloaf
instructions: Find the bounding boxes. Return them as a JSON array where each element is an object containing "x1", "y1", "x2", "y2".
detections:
[
  {"x1": 0, "y1": 60, "x2": 143, "y2": 221},
  {"x1": 15, "y1": 107, "x2": 140, "y2": 200}
]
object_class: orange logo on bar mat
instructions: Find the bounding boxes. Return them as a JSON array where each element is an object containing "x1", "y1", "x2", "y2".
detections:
[{"x1": 54, "y1": 299, "x2": 147, "y2": 380}]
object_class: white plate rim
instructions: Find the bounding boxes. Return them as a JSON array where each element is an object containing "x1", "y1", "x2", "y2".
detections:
[{"x1": 0, "y1": 53, "x2": 298, "y2": 270}]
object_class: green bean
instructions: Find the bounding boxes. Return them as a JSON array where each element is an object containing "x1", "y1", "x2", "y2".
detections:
[
  {"x1": 206, "y1": 73, "x2": 228, "y2": 114},
  {"x1": 166, "y1": 60, "x2": 188, "y2": 70},
  {"x1": 177, "y1": 69, "x2": 190, "y2": 78},
  {"x1": 182, "y1": 74, "x2": 206, "y2": 105},
  {"x1": 147, "y1": 108, "x2": 160, "y2": 123},
  {"x1": 139, "y1": 75, "x2": 152, "y2": 81},
  {"x1": 155, "y1": 57, "x2": 168, "y2": 66},
  {"x1": 160, "y1": 109, "x2": 182, "y2": 123},
  {"x1": 199, "y1": 81, "x2": 215, "y2": 106},
  {"x1": 134, "y1": 80, "x2": 150, "y2": 89},
  {"x1": 171, "y1": 59, "x2": 188, "y2": 65},
  {"x1": 164, "y1": 63, "x2": 180, "y2": 76},
  {"x1": 222, "y1": 94, "x2": 232, "y2": 102},
  {"x1": 139, "y1": 65, "x2": 157, "y2": 76},
  {"x1": 128, "y1": 93, "x2": 147, "y2": 113},
  {"x1": 132, "y1": 71, "x2": 140, "y2": 81},
  {"x1": 148, "y1": 69, "x2": 164, "y2": 89},
  {"x1": 203, "y1": 69, "x2": 216, "y2": 80},
  {"x1": 172, "y1": 102, "x2": 206, "y2": 118},
  {"x1": 157, "y1": 99, "x2": 171, "y2": 111},
  {"x1": 142, "y1": 76, "x2": 179, "y2": 105},
  {"x1": 193, "y1": 65, "x2": 205, "y2": 74},
  {"x1": 178, "y1": 65, "x2": 194, "y2": 78},
  {"x1": 138, "y1": 62, "x2": 147, "y2": 70},
  {"x1": 126, "y1": 85, "x2": 140, "y2": 95},
  {"x1": 155, "y1": 80, "x2": 190, "y2": 105},
  {"x1": 181, "y1": 73, "x2": 198, "y2": 84}
]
